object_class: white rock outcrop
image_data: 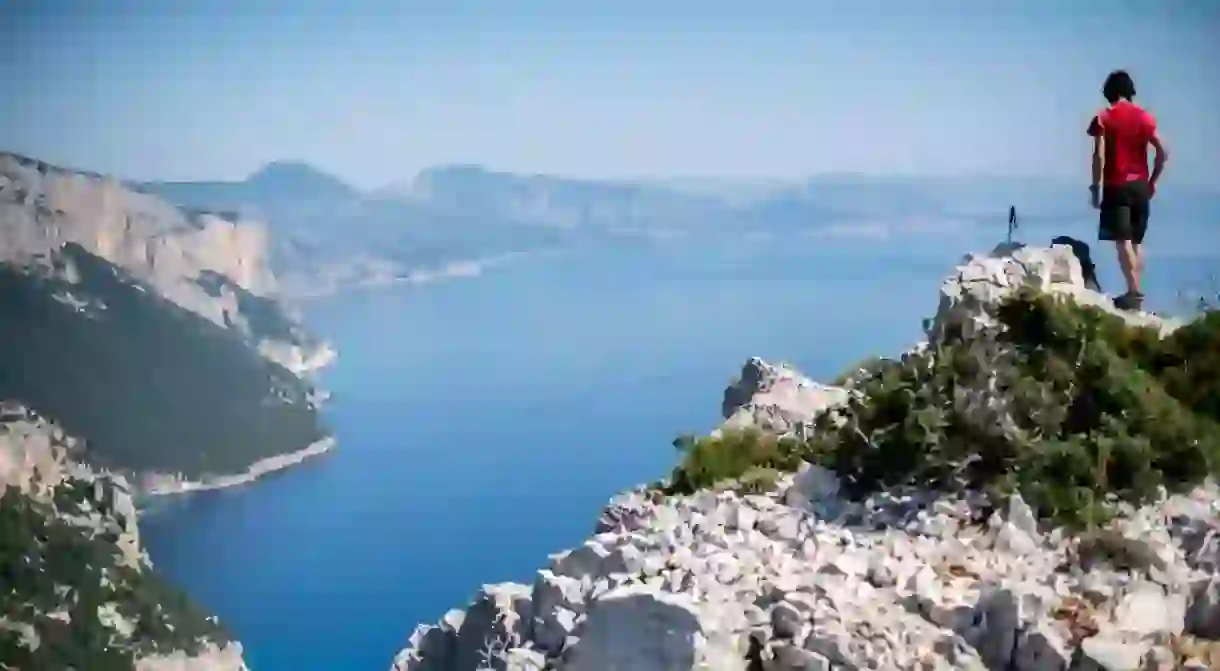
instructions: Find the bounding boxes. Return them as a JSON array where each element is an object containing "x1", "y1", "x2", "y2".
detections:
[
  {"x1": 390, "y1": 244, "x2": 1217, "y2": 671},
  {"x1": 928, "y1": 242, "x2": 1181, "y2": 343},
  {"x1": 395, "y1": 473, "x2": 1220, "y2": 671},
  {"x1": 719, "y1": 358, "x2": 851, "y2": 439}
]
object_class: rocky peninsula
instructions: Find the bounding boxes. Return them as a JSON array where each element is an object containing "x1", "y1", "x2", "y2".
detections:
[
  {"x1": 137, "y1": 436, "x2": 337, "y2": 497},
  {"x1": 0, "y1": 152, "x2": 337, "y2": 497},
  {"x1": 1, "y1": 152, "x2": 338, "y2": 669},
  {"x1": 391, "y1": 243, "x2": 1220, "y2": 671}
]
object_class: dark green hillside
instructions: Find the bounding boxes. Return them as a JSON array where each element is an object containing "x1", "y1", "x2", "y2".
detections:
[{"x1": 0, "y1": 244, "x2": 325, "y2": 478}]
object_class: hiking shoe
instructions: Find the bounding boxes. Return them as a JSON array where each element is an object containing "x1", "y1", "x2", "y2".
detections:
[{"x1": 1113, "y1": 292, "x2": 1145, "y2": 312}]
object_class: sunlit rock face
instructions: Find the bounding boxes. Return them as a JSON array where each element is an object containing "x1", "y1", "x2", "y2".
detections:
[{"x1": 1, "y1": 151, "x2": 334, "y2": 378}]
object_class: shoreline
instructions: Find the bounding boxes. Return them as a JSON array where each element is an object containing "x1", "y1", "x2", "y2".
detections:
[
  {"x1": 277, "y1": 248, "x2": 557, "y2": 302},
  {"x1": 138, "y1": 436, "x2": 336, "y2": 498}
]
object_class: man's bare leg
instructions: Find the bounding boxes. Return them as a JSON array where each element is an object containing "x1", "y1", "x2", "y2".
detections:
[
  {"x1": 1134, "y1": 243, "x2": 1145, "y2": 279},
  {"x1": 1116, "y1": 240, "x2": 1140, "y2": 293},
  {"x1": 1115, "y1": 241, "x2": 1143, "y2": 311}
]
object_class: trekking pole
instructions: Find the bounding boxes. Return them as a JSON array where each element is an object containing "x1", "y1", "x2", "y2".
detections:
[{"x1": 1007, "y1": 206, "x2": 1018, "y2": 246}]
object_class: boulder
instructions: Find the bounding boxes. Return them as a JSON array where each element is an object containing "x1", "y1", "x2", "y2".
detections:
[
  {"x1": 719, "y1": 358, "x2": 849, "y2": 437},
  {"x1": 562, "y1": 585, "x2": 725, "y2": 671}
]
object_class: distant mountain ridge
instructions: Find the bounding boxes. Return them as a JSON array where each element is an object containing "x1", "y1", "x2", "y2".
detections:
[
  {"x1": 96, "y1": 156, "x2": 1220, "y2": 296},
  {"x1": 138, "y1": 162, "x2": 575, "y2": 296},
  {"x1": 139, "y1": 160, "x2": 357, "y2": 210}
]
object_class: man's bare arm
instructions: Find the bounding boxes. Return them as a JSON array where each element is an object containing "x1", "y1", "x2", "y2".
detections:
[
  {"x1": 1149, "y1": 133, "x2": 1168, "y2": 188},
  {"x1": 1091, "y1": 135, "x2": 1104, "y2": 189},
  {"x1": 1089, "y1": 134, "x2": 1104, "y2": 208}
]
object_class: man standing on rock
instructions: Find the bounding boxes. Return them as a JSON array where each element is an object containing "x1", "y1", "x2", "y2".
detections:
[{"x1": 1087, "y1": 69, "x2": 1169, "y2": 312}]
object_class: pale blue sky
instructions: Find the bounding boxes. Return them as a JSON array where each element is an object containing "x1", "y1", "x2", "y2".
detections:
[{"x1": 2, "y1": 0, "x2": 1217, "y2": 189}]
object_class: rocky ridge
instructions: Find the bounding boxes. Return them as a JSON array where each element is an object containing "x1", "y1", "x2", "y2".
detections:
[
  {"x1": 391, "y1": 243, "x2": 1220, "y2": 671},
  {"x1": 0, "y1": 403, "x2": 248, "y2": 670}
]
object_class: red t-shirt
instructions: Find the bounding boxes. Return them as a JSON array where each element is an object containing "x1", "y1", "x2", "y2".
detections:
[{"x1": 1087, "y1": 100, "x2": 1156, "y2": 186}]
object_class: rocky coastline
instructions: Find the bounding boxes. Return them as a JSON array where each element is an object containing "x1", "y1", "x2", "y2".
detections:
[
  {"x1": 2, "y1": 152, "x2": 339, "y2": 670},
  {"x1": 5, "y1": 146, "x2": 1217, "y2": 671},
  {"x1": 136, "y1": 436, "x2": 336, "y2": 498},
  {"x1": 390, "y1": 243, "x2": 1220, "y2": 671}
]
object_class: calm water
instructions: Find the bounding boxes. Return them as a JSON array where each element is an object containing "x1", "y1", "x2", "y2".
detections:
[{"x1": 141, "y1": 232, "x2": 1216, "y2": 670}]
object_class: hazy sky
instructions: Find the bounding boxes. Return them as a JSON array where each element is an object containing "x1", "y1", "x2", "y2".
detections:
[{"x1": 3, "y1": 1, "x2": 1218, "y2": 189}]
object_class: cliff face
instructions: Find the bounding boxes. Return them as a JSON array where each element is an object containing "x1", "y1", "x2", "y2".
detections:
[
  {"x1": 391, "y1": 243, "x2": 1220, "y2": 671},
  {"x1": 0, "y1": 158, "x2": 334, "y2": 489},
  {"x1": 0, "y1": 403, "x2": 248, "y2": 670},
  {"x1": 0, "y1": 152, "x2": 348, "y2": 670},
  {"x1": 0, "y1": 151, "x2": 332, "y2": 377}
]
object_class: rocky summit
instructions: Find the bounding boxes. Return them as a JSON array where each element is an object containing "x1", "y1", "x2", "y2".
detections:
[{"x1": 391, "y1": 243, "x2": 1220, "y2": 671}]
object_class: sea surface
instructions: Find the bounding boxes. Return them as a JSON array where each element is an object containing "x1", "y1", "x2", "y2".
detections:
[{"x1": 141, "y1": 231, "x2": 1217, "y2": 671}]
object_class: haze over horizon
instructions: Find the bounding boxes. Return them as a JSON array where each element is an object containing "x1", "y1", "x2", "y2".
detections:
[{"x1": 4, "y1": 1, "x2": 1219, "y2": 190}]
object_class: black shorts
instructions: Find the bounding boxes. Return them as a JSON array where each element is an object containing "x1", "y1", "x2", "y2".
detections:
[{"x1": 1099, "y1": 180, "x2": 1151, "y2": 244}]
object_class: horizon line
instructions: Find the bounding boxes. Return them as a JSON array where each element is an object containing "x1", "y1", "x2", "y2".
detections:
[{"x1": 4, "y1": 149, "x2": 1216, "y2": 195}]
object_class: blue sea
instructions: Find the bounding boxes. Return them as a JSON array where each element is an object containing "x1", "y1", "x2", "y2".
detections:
[{"x1": 140, "y1": 231, "x2": 1217, "y2": 671}]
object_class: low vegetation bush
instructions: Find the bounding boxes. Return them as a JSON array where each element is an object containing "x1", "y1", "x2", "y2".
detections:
[
  {"x1": 665, "y1": 429, "x2": 805, "y2": 496},
  {"x1": 664, "y1": 289, "x2": 1220, "y2": 527}
]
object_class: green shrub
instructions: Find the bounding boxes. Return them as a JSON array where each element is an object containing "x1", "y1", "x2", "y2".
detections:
[
  {"x1": 1151, "y1": 310, "x2": 1220, "y2": 420},
  {"x1": 736, "y1": 466, "x2": 783, "y2": 494},
  {"x1": 829, "y1": 355, "x2": 892, "y2": 387},
  {"x1": 664, "y1": 428, "x2": 805, "y2": 495},
  {"x1": 666, "y1": 289, "x2": 1220, "y2": 527}
]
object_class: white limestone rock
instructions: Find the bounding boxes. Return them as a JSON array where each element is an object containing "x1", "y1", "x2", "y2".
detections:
[
  {"x1": 562, "y1": 585, "x2": 734, "y2": 671},
  {"x1": 1111, "y1": 582, "x2": 1185, "y2": 638},
  {"x1": 393, "y1": 473, "x2": 1220, "y2": 670},
  {"x1": 389, "y1": 246, "x2": 1219, "y2": 671},
  {"x1": 134, "y1": 642, "x2": 249, "y2": 671},
  {"x1": 1079, "y1": 633, "x2": 1149, "y2": 671},
  {"x1": 719, "y1": 357, "x2": 850, "y2": 437},
  {"x1": 531, "y1": 570, "x2": 586, "y2": 654},
  {"x1": 928, "y1": 243, "x2": 1181, "y2": 346}
]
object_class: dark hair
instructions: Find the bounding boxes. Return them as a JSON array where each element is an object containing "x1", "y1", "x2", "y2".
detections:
[{"x1": 1102, "y1": 70, "x2": 1136, "y2": 103}]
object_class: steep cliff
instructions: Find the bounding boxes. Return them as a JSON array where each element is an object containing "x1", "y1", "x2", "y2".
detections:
[
  {"x1": 0, "y1": 152, "x2": 334, "y2": 490},
  {"x1": 0, "y1": 151, "x2": 334, "y2": 378},
  {"x1": 391, "y1": 243, "x2": 1220, "y2": 671},
  {"x1": 138, "y1": 163, "x2": 570, "y2": 299},
  {"x1": 0, "y1": 403, "x2": 248, "y2": 670}
]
